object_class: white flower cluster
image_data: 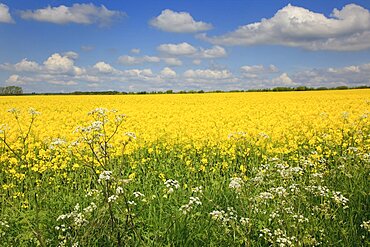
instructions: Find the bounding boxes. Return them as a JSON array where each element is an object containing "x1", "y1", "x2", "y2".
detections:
[
  {"x1": 56, "y1": 203, "x2": 96, "y2": 228},
  {"x1": 306, "y1": 186, "x2": 349, "y2": 207},
  {"x1": 108, "y1": 195, "x2": 118, "y2": 203},
  {"x1": 0, "y1": 220, "x2": 10, "y2": 237},
  {"x1": 133, "y1": 191, "x2": 145, "y2": 198},
  {"x1": 179, "y1": 196, "x2": 202, "y2": 214},
  {"x1": 98, "y1": 171, "x2": 113, "y2": 183},
  {"x1": 229, "y1": 177, "x2": 244, "y2": 191},
  {"x1": 116, "y1": 186, "x2": 124, "y2": 195},
  {"x1": 125, "y1": 132, "x2": 137, "y2": 140},
  {"x1": 85, "y1": 189, "x2": 101, "y2": 197},
  {"x1": 164, "y1": 179, "x2": 180, "y2": 194},
  {"x1": 7, "y1": 108, "x2": 20, "y2": 114},
  {"x1": 50, "y1": 138, "x2": 67, "y2": 149},
  {"x1": 259, "y1": 228, "x2": 297, "y2": 247},
  {"x1": 332, "y1": 191, "x2": 349, "y2": 206},
  {"x1": 88, "y1": 108, "x2": 109, "y2": 116},
  {"x1": 29, "y1": 107, "x2": 41, "y2": 116},
  {"x1": 209, "y1": 207, "x2": 238, "y2": 226},
  {"x1": 361, "y1": 220, "x2": 370, "y2": 232},
  {"x1": 191, "y1": 186, "x2": 203, "y2": 193},
  {"x1": 258, "y1": 192, "x2": 274, "y2": 200}
]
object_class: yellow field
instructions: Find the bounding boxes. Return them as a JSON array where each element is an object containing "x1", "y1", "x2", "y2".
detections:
[
  {"x1": 0, "y1": 90, "x2": 369, "y2": 157},
  {"x1": 1, "y1": 90, "x2": 369, "y2": 246}
]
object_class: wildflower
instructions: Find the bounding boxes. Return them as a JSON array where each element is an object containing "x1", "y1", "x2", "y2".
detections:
[
  {"x1": 128, "y1": 200, "x2": 136, "y2": 206},
  {"x1": 361, "y1": 220, "x2": 370, "y2": 232},
  {"x1": 108, "y1": 195, "x2": 118, "y2": 203},
  {"x1": 332, "y1": 191, "x2": 349, "y2": 206},
  {"x1": 125, "y1": 132, "x2": 137, "y2": 140},
  {"x1": 179, "y1": 196, "x2": 202, "y2": 214},
  {"x1": 210, "y1": 210, "x2": 224, "y2": 220},
  {"x1": 133, "y1": 191, "x2": 145, "y2": 198},
  {"x1": 258, "y1": 192, "x2": 274, "y2": 200},
  {"x1": 192, "y1": 186, "x2": 203, "y2": 193},
  {"x1": 229, "y1": 177, "x2": 243, "y2": 190},
  {"x1": 29, "y1": 108, "x2": 41, "y2": 116},
  {"x1": 98, "y1": 171, "x2": 113, "y2": 182},
  {"x1": 164, "y1": 179, "x2": 180, "y2": 193},
  {"x1": 88, "y1": 108, "x2": 108, "y2": 116},
  {"x1": 116, "y1": 186, "x2": 124, "y2": 195}
]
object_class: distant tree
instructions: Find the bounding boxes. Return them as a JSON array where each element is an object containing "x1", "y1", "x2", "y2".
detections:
[{"x1": 0, "y1": 86, "x2": 23, "y2": 95}]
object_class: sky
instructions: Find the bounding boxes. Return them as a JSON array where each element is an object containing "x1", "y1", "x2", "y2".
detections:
[{"x1": 0, "y1": 0, "x2": 370, "y2": 93}]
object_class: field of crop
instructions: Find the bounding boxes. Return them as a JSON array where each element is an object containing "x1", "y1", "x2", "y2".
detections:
[{"x1": 0, "y1": 90, "x2": 369, "y2": 246}]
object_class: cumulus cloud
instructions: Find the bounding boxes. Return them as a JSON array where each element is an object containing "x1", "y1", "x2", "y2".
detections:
[
  {"x1": 157, "y1": 43, "x2": 227, "y2": 59},
  {"x1": 183, "y1": 69, "x2": 233, "y2": 80},
  {"x1": 20, "y1": 3, "x2": 124, "y2": 26},
  {"x1": 3, "y1": 51, "x2": 369, "y2": 92},
  {"x1": 198, "y1": 46, "x2": 227, "y2": 58},
  {"x1": 241, "y1": 65, "x2": 278, "y2": 73},
  {"x1": 0, "y1": 3, "x2": 14, "y2": 23},
  {"x1": 160, "y1": 67, "x2": 177, "y2": 78},
  {"x1": 150, "y1": 9, "x2": 212, "y2": 33},
  {"x1": 14, "y1": 59, "x2": 41, "y2": 72},
  {"x1": 271, "y1": 73, "x2": 296, "y2": 86},
  {"x1": 200, "y1": 4, "x2": 370, "y2": 51},
  {"x1": 291, "y1": 63, "x2": 370, "y2": 87},
  {"x1": 93, "y1": 61, "x2": 117, "y2": 73},
  {"x1": 163, "y1": 58, "x2": 182, "y2": 66},
  {"x1": 157, "y1": 42, "x2": 197, "y2": 56},
  {"x1": 63, "y1": 51, "x2": 79, "y2": 60},
  {"x1": 240, "y1": 64, "x2": 279, "y2": 78},
  {"x1": 43, "y1": 53, "x2": 84, "y2": 75},
  {"x1": 118, "y1": 55, "x2": 161, "y2": 65}
]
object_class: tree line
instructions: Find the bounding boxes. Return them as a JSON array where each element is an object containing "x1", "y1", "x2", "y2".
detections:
[{"x1": 1, "y1": 85, "x2": 369, "y2": 96}]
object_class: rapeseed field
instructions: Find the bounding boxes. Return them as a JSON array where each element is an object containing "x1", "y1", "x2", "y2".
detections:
[{"x1": 0, "y1": 90, "x2": 369, "y2": 246}]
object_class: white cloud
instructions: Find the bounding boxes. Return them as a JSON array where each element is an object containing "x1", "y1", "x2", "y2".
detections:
[
  {"x1": 0, "y1": 3, "x2": 14, "y2": 23},
  {"x1": 184, "y1": 69, "x2": 233, "y2": 80},
  {"x1": 200, "y1": 4, "x2": 370, "y2": 51},
  {"x1": 291, "y1": 63, "x2": 370, "y2": 87},
  {"x1": 43, "y1": 53, "x2": 74, "y2": 72},
  {"x1": 131, "y1": 48, "x2": 141, "y2": 54},
  {"x1": 93, "y1": 62, "x2": 116, "y2": 73},
  {"x1": 20, "y1": 3, "x2": 124, "y2": 26},
  {"x1": 150, "y1": 9, "x2": 212, "y2": 33},
  {"x1": 157, "y1": 42, "x2": 197, "y2": 56},
  {"x1": 14, "y1": 59, "x2": 41, "y2": 72},
  {"x1": 160, "y1": 67, "x2": 177, "y2": 78},
  {"x1": 271, "y1": 73, "x2": 296, "y2": 86},
  {"x1": 157, "y1": 43, "x2": 227, "y2": 59},
  {"x1": 163, "y1": 58, "x2": 182, "y2": 66},
  {"x1": 43, "y1": 53, "x2": 84, "y2": 75},
  {"x1": 122, "y1": 69, "x2": 154, "y2": 78},
  {"x1": 63, "y1": 51, "x2": 79, "y2": 60},
  {"x1": 118, "y1": 55, "x2": 161, "y2": 65},
  {"x1": 198, "y1": 46, "x2": 227, "y2": 58},
  {"x1": 241, "y1": 64, "x2": 278, "y2": 74},
  {"x1": 6, "y1": 75, "x2": 26, "y2": 85}
]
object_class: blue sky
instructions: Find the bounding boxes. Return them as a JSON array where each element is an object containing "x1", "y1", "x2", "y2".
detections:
[{"x1": 0, "y1": 0, "x2": 370, "y2": 92}]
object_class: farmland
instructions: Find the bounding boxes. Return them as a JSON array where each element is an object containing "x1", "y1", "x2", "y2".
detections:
[{"x1": 0, "y1": 90, "x2": 369, "y2": 246}]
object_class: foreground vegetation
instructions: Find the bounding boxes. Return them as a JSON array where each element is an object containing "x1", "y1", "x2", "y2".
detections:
[{"x1": 0, "y1": 91, "x2": 369, "y2": 246}]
